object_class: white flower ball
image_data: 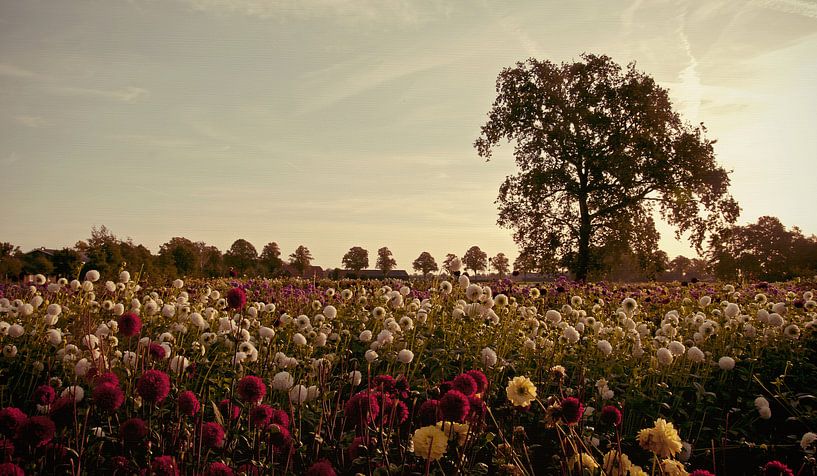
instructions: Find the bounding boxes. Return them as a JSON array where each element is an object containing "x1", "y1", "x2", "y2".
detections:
[
  {"x1": 397, "y1": 349, "x2": 414, "y2": 364},
  {"x1": 718, "y1": 356, "x2": 736, "y2": 370},
  {"x1": 656, "y1": 347, "x2": 674, "y2": 365},
  {"x1": 85, "y1": 270, "x2": 100, "y2": 282},
  {"x1": 480, "y1": 347, "x2": 497, "y2": 367}
]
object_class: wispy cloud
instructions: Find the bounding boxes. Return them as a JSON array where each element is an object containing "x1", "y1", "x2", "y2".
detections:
[
  {"x1": 675, "y1": 6, "x2": 702, "y2": 123},
  {"x1": 754, "y1": 0, "x2": 817, "y2": 19},
  {"x1": 1, "y1": 152, "x2": 21, "y2": 165},
  {"x1": 14, "y1": 115, "x2": 48, "y2": 128},
  {"x1": 179, "y1": 0, "x2": 452, "y2": 24},
  {"x1": 49, "y1": 85, "x2": 149, "y2": 103},
  {"x1": 296, "y1": 50, "x2": 465, "y2": 114},
  {"x1": 0, "y1": 63, "x2": 40, "y2": 79}
]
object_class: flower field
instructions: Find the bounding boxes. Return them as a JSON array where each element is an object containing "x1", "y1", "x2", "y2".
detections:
[{"x1": 1, "y1": 271, "x2": 816, "y2": 475}]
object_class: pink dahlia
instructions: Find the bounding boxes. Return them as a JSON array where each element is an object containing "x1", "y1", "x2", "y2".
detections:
[
  {"x1": 177, "y1": 391, "x2": 200, "y2": 417},
  {"x1": 236, "y1": 375, "x2": 266, "y2": 404},
  {"x1": 118, "y1": 312, "x2": 142, "y2": 337},
  {"x1": 136, "y1": 369, "x2": 171, "y2": 404},
  {"x1": 93, "y1": 383, "x2": 124, "y2": 412}
]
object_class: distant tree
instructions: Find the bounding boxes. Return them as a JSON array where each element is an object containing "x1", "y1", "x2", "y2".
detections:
[
  {"x1": 289, "y1": 245, "x2": 314, "y2": 276},
  {"x1": 21, "y1": 251, "x2": 54, "y2": 276},
  {"x1": 199, "y1": 244, "x2": 224, "y2": 278},
  {"x1": 463, "y1": 246, "x2": 488, "y2": 275},
  {"x1": 376, "y1": 247, "x2": 397, "y2": 275},
  {"x1": 0, "y1": 243, "x2": 23, "y2": 279},
  {"x1": 490, "y1": 252, "x2": 510, "y2": 277},
  {"x1": 708, "y1": 216, "x2": 817, "y2": 281},
  {"x1": 260, "y1": 242, "x2": 284, "y2": 275},
  {"x1": 225, "y1": 239, "x2": 259, "y2": 275},
  {"x1": 442, "y1": 253, "x2": 459, "y2": 274},
  {"x1": 475, "y1": 54, "x2": 740, "y2": 280},
  {"x1": 342, "y1": 246, "x2": 369, "y2": 272},
  {"x1": 79, "y1": 226, "x2": 125, "y2": 277},
  {"x1": 663, "y1": 255, "x2": 710, "y2": 281},
  {"x1": 412, "y1": 252, "x2": 438, "y2": 276},
  {"x1": 51, "y1": 248, "x2": 83, "y2": 279},
  {"x1": 159, "y1": 237, "x2": 199, "y2": 276},
  {"x1": 119, "y1": 239, "x2": 155, "y2": 277}
]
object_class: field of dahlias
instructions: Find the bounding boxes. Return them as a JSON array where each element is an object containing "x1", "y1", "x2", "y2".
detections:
[{"x1": 1, "y1": 271, "x2": 816, "y2": 475}]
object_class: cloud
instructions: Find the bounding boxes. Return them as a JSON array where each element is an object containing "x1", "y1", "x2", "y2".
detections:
[
  {"x1": 754, "y1": 0, "x2": 817, "y2": 19},
  {"x1": 49, "y1": 86, "x2": 149, "y2": 103},
  {"x1": 14, "y1": 115, "x2": 48, "y2": 128},
  {"x1": 179, "y1": 0, "x2": 451, "y2": 24},
  {"x1": 1, "y1": 152, "x2": 21, "y2": 165},
  {"x1": 675, "y1": 7, "x2": 702, "y2": 123},
  {"x1": 0, "y1": 63, "x2": 39, "y2": 79}
]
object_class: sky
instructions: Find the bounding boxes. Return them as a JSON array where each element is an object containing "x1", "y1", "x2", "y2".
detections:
[{"x1": 2, "y1": 0, "x2": 817, "y2": 270}]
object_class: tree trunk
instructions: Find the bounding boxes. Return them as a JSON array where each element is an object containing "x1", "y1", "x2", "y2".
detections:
[{"x1": 576, "y1": 163, "x2": 591, "y2": 282}]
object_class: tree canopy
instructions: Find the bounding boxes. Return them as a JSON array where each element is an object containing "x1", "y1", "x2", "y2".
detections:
[
  {"x1": 289, "y1": 245, "x2": 314, "y2": 275},
  {"x1": 462, "y1": 246, "x2": 488, "y2": 275},
  {"x1": 490, "y1": 252, "x2": 510, "y2": 277},
  {"x1": 376, "y1": 247, "x2": 397, "y2": 274},
  {"x1": 342, "y1": 246, "x2": 369, "y2": 272},
  {"x1": 475, "y1": 53, "x2": 739, "y2": 280},
  {"x1": 412, "y1": 252, "x2": 438, "y2": 276}
]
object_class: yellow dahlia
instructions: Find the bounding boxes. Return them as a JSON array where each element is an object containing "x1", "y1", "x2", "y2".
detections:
[
  {"x1": 659, "y1": 458, "x2": 689, "y2": 476},
  {"x1": 436, "y1": 421, "x2": 470, "y2": 446},
  {"x1": 506, "y1": 376, "x2": 537, "y2": 407},
  {"x1": 412, "y1": 425, "x2": 448, "y2": 461},
  {"x1": 637, "y1": 418, "x2": 683, "y2": 458},
  {"x1": 602, "y1": 450, "x2": 632, "y2": 476},
  {"x1": 567, "y1": 452, "x2": 598, "y2": 472}
]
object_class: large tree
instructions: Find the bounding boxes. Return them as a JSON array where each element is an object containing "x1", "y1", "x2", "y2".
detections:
[
  {"x1": 376, "y1": 247, "x2": 396, "y2": 275},
  {"x1": 225, "y1": 239, "x2": 258, "y2": 275},
  {"x1": 490, "y1": 252, "x2": 510, "y2": 277},
  {"x1": 159, "y1": 237, "x2": 199, "y2": 276},
  {"x1": 412, "y1": 252, "x2": 438, "y2": 276},
  {"x1": 442, "y1": 253, "x2": 459, "y2": 275},
  {"x1": 462, "y1": 246, "x2": 488, "y2": 275},
  {"x1": 342, "y1": 246, "x2": 369, "y2": 272},
  {"x1": 475, "y1": 54, "x2": 739, "y2": 280},
  {"x1": 260, "y1": 242, "x2": 283, "y2": 275},
  {"x1": 289, "y1": 245, "x2": 314, "y2": 276}
]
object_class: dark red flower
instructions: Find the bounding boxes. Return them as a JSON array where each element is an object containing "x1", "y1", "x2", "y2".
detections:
[
  {"x1": 305, "y1": 459, "x2": 337, "y2": 476},
  {"x1": 439, "y1": 390, "x2": 470, "y2": 423},
  {"x1": 93, "y1": 372, "x2": 120, "y2": 388},
  {"x1": 373, "y1": 375, "x2": 396, "y2": 393},
  {"x1": 270, "y1": 409, "x2": 290, "y2": 429},
  {"x1": 250, "y1": 405, "x2": 272, "y2": 429},
  {"x1": 200, "y1": 422, "x2": 225, "y2": 449},
  {"x1": 218, "y1": 399, "x2": 240, "y2": 421},
  {"x1": 15, "y1": 416, "x2": 56, "y2": 448},
  {"x1": 268, "y1": 424, "x2": 291, "y2": 454},
  {"x1": 0, "y1": 438, "x2": 14, "y2": 459},
  {"x1": 452, "y1": 374, "x2": 477, "y2": 396},
  {"x1": 0, "y1": 408, "x2": 26, "y2": 438},
  {"x1": 467, "y1": 395, "x2": 486, "y2": 421},
  {"x1": 177, "y1": 391, "x2": 200, "y2": 417},
  {"x1": 560, "y1": 397, "x2": 584, "y2": 425},
  {"x1": 48, "y1": 396, "x2": 76, "y2": 428},
  {"x1": 150, "y1": 455, "x2": 179, "y2": 476},
  {"x1": 120, "y1": 418, "x2": 148, "y2": 445},
  {"x1": 236, "y1": 375, "x2": 266, "y2": 404},
  {"x1": 205, "y1": 462, "x2": 234, "y2": 476},
  {"x1": 93, "y1": 383, "x2": 124, "y2": 412},
  {"x1": 0, "y1": 463, "x2": 25, "y2": 476},
  {"x1": 118, "y1": 312, "x2": 142, "y2": 337},
  {"x1": 32, "y1": 385, "x2": 56, "y2": 406},
  {"x1": 226, "y1": 287, "x2": 247, "y2": 310},
  {"x1": 148, "y1": 343, "x2": 166, "y2": 360},
  {"x1": 137, "y1": 369, "x2": 171, "y2": 404},
  {"x1": 600, "y1": 405, "x2": 622, "y2": 427},
  {"x1": 111, "y1": 456, "x2": 130, "y2": 472},
  {"x1": 466, "y1": 370, "x2": 488, "y2": 394},
  {"x1": 344, "y1": 392, "x2": 380, "y2": 429},
  {"x1": 417, "y1": 400, "x2": 440, "y2": 426},
  {"x1": 764, "y1": 461, "x2": 794, "y2": 476},
  {"x1": 347, "y1": 436, "x2": 369, "y2": 460},
  {"x1": 690, "y1": 471, "x2": 716, "y2": 476}
]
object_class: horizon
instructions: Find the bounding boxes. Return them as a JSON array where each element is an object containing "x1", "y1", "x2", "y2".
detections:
[{"x1": 2, "y1": 0, "x2": 817, "y2": 270}]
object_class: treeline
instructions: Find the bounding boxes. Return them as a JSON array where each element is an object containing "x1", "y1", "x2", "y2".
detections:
[
  {"x1": 3, "y1": 216, "x2": 817, "y2": 282},
  {"x1": 0, "y1": 226, "x2": 298, "y2": 281}
]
